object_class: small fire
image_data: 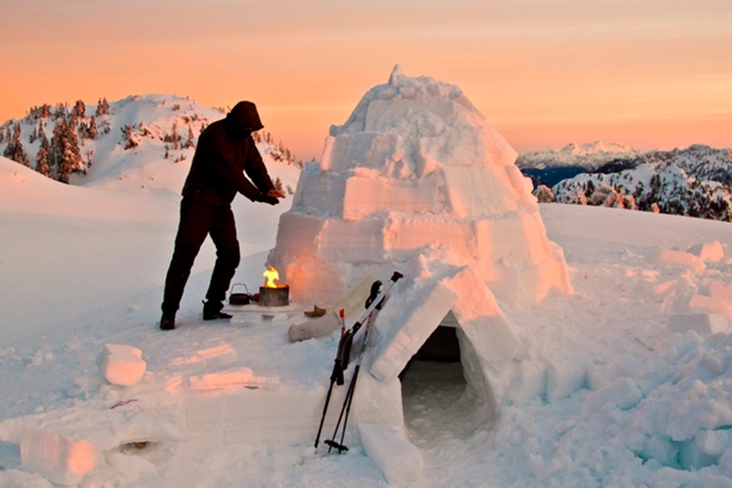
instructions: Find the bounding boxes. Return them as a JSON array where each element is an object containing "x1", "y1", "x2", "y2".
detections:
[{"x1": 263, "y1": 266, "x2": 285, "y2": 288}]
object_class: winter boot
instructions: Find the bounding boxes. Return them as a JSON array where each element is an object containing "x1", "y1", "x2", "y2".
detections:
[
  {"x1": 160, "y1": 314, "x2": 176, "y2": 331},
  {"x1": 202, "y1": 300, "x2": 232, "y2": 321}
]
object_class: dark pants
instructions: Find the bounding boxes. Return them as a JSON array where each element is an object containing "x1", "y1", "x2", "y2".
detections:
[{"x1": 162, "y1": 198, "x2": 241, "y2": 317}]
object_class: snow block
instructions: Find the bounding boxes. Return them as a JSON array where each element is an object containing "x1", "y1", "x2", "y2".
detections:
[
  {"x1": 442, "y1": 266, "x2": 520, "y2": 368},
  {"x1": 187, "y1": 367, "x2": 254, "y2": 391},
  {"x1": 441, "y1": 166, "x2": 520, "y2": 218},
  {"x1": 646, "y1": 248, "x2": 706, "y2": 274},
  {"x1": 290, "y1": 166, "x2": 345, "y2": 217},
  {"x1": 280, "y1": 255, "x2": 346, "y2": 306},
  {"x1": 352, "y1": 373, "x2": 405, "y2": 427},
  {"x1": 342, "y1": 173, "x2": 443, "y2": 220},
  {"x1": 288, "y1": 311, "x2": 341, "y2": 342},
  {"x1": 485, "y1": 247, "x2": 572, "y2": 305},
  {"x1": 221, "y1": 387, "x2": 324, "y2": 445},
  {"x1": 20, "y1": 426, "x2": 102, "y2": 486},
  {"x1": 184, "y1": 392, "x2": 224, "y2": 445},
  {"x1": 667, "y1": 313, "x2": 730, "y2": 336},
  {"x1": 270, "y1": 213, "x2": 323, "y2": 272},
  {"x1": 688, "y1": 295, "x2": 732, "y2": 321},
  {"x1": 95, "y1": 344, "x2": 146, "y2": 387},
  {"x1": 687, "y1": 241, "x2": 724, "y2": 262},
  {"x1": 709, "y1": 281, "x2": 732, "y2": 304},
  {"x1": 317, "y1": 218, "x2": 386, "y2": 263},
  {"x1": 357, "y1": 423, "x2": 424, "y2": 484},
  {"x1": 581, "y1": 378, "x2": 643, "y2": 417},
  {"x1": 383, "y1": 216, "x2": 476, "y2": 262},
  {"x1": 474, "y1": 212, "x2": 548, "y2": 266},
  {"x1": 546, "y1": 357, "x2": 588, "y2": 402},
  {"x1": 369, "y1": 281, "x2": 458, "y2": 383},
  {"x1": 320, "y1": 133, "x2": 403, "y2": 174}
]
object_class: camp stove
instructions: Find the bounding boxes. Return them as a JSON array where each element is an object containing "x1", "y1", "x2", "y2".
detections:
[{"x1": 259, "y1": 266, "x2": 289, "y2": 307}]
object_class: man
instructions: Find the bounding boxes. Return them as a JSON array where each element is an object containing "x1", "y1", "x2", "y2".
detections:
[{"x1": 160, "y1": 101, "x2": 285, "y2": 330}]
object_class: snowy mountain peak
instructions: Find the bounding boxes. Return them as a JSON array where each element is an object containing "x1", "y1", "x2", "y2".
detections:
[
  {"x1": 517, "y1": 141, "x2": 642, "y2": 171},
  {"x1": 0, "y1": 94, "x2": 302, "y2": 200},
  {"x1": 562, "y1": 141, "x2": 637, "y2": 156}
]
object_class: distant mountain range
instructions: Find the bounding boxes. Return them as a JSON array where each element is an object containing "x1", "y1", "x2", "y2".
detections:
[
  {"x1": 2, "y1": 99, "x2": 730, "y2": 222},
  {"x1": 517, "y1": 143, "x2": 732, "y2": 222}
]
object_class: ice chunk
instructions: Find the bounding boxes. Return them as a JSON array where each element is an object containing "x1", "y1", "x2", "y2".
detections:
[
  {"x1": 20, "y1": 426, "x2": 102, "y2": 486},
  {"x1": 357, "y1": 423, "x2": 423, "y2": 484},
  {"x1": 95, "y1": 344, "x2": 146, "y2": 387},
  {"x1": 687, "y1": 241, "x2": 724, "y2": 262},
  {"x1": 667, "y1": 313, "x2": 730, "y2": 336},
  {"x1": 646, "y1": 248, "x2": 706, "y2": 274},
  {"x1": 581, "y1": 378, "x2": 643, "y2": 416}
]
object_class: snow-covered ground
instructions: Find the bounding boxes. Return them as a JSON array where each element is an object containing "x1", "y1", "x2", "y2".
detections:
[{"x1": 2, "y1": 145, "x2": 732, "y2": 487}]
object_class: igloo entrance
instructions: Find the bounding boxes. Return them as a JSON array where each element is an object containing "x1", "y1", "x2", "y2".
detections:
[{"x1": 400, "y1": 313, "x2": 494, "y2": 441}]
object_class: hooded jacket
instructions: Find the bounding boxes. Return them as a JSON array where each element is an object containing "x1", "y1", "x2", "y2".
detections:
[{"x1": 181, "y1": 102, "x2": 274, "y2": 206}]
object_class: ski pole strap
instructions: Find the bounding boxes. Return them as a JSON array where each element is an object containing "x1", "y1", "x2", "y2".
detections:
[{"x1": 331, "y1": 328, "x2": 354, "y2": 385}]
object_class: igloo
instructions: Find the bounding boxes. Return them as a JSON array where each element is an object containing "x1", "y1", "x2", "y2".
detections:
[
  {"x1": 270, "y1": 65, "x2": 571, "y2": 308},
  {"x1": 268, "y1": 66, "x2": 573, "y2": 483}
]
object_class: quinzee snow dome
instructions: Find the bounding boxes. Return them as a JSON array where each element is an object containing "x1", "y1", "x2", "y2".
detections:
[{"x1": 269, "y1": 65, "x2": 572, "y2": 307}]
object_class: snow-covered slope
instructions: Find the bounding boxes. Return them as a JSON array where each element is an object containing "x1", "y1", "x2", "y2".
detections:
[
  {"x1": 3, "y1": 132, "x2": 732, "y2": 487},
  {"x1": 0, "y1": 94, "x2": 302, "y2": 199}
]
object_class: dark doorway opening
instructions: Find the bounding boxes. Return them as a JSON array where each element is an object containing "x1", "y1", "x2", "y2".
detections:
[{"x1": 400, "y1": 317, "x2": 483, "y2": 442}]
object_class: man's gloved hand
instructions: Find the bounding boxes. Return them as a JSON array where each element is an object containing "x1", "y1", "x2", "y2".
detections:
[{"x1": 254, "y1": 192, "x2": 280, "y2": 205}]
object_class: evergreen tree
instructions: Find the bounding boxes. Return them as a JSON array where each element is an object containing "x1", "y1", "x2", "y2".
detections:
[
  {"x1": 3, "y1": 123, "x2": 30, "y2": 167},
  {"x1": 185, "y1": 125, "x2": 195, "y2": 148},
  {"x1": 72, "y1": 100, "x2": 86, "y2": 119},
  {"x1": 275, "y1": 177, "x2": 284, "y2": 193},
  {"x1": 51, "y1": 118, "x2": 83, "y2": 183},
  {"x1": 95, "y1": 97, "x2": 109, "y2": 116},
  {"x1": 86, "y1": 115, "x2": 98, "y2": 140},
  {"x1": 35, "y1": 131, "x2": 52, "y2": 178}
]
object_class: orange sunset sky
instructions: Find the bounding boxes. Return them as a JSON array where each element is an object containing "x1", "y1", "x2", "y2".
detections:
[{"x1": 1, "y1": 0, "x2": 730, "y2": 160}]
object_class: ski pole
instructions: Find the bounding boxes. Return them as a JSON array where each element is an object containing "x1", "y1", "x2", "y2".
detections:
[
  {"x1": 314, "y1": 314, "x2": 352, "y2": 448},
  {"x1": 324, "y1": 272, "x2": 402, "y2": 453},
  {"x1": 314, "y1": 272, "x2": 403, "y2": 451},
  {"x1": 325, "y1": 308, "x2": 379, "y2": 453}
]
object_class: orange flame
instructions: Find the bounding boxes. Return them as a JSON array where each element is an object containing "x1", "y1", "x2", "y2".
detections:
[{"x1": 263, "y1": 266, "x2": 284, "y2": 288}]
